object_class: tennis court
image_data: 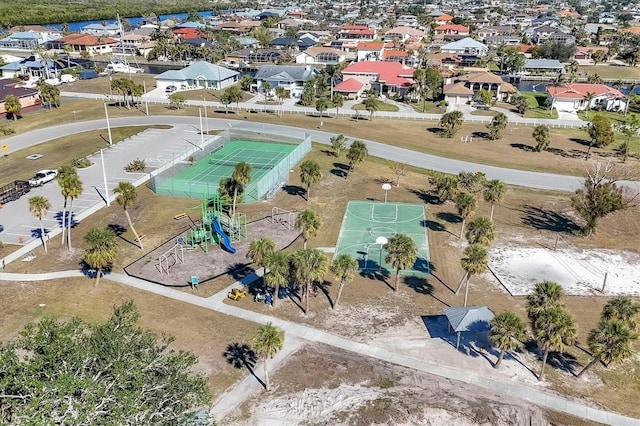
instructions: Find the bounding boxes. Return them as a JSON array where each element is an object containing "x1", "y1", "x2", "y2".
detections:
[
  {"x1": 154, "y1": 139, "x2": 309, "y2": 201},
  {"x1": 334, "y1": 201, "x2": 430, "y2": 276}
]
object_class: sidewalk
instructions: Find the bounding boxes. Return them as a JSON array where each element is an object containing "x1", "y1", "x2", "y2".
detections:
[{"x1": 1, "y1": 270, "x2": 638, "y2": 425}]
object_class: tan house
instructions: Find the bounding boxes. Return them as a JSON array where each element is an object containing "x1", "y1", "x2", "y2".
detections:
[
  {"x1": 451, "y1": 71, "x2": 516, "y2": 102},
  {"x1": 443, "y1": 82, "x2": 474, "y2": 105},
  {"x1": 50, "y1": 33, "x2": 119, "y2": 56},
  {"x1": 295, "y1": 47, "x2": 345, "y2": 65}
]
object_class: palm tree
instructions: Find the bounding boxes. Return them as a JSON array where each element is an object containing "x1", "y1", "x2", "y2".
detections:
[
  {"x1": 330, "y1": 134, "x2": 348, "y2": 157},
  {"x1": 533, "y1": 306, "x2": 577, "y2": 379},
  {"x1": 490, "y1": 311, "x2": 526, "y2": 369},
  {"x1": 583, "y1": 91, "x2": 596, "y2": 119},
  {"x1": 526, "y1": 280, "x2": 565, "y2": 323},
  {"x1": 346, "y1": 140, "x2": 368, "y2": 177},
  {"x1": 330, "y1": 253, "x2": 358, "y2": 309},
  {"x1": 549, "y1": 74, "x2": 564, "y2": 116},
  {"x1": 231, "y1": 162, "x2": 252, "y2": 218},
  {"x1": 28, "y1": 196, "x2": 51, "y2": 253},
  {"x1": 4, "y1": 95, "x2": 21, "y2": 120},
  {"x1": 57, "y1": 166, "x2": 77, "y2": 246},
  {"x1": 240, "y1": 74, "x2": 253, "y2": 91},
  {"x1": 294, "y1": 209, "x2": 322, "y2": 249},
  {"x1": 315, "y1": 97, "x2": 329, "y2": 117},
  {"x1": 332, "y1": 93, "x2": 344, "y2": 117},
  {"x1": 261, "y1": 81, "x2": 272, "y2": 100},
  {"x1": 483, "y1": 179, "x2": 507, "y2": 222},
  {"x1": 251, "y1": 322, "x2": 284, "y2": 391},
  {"x1": 264, "y1": 251, "x2": 290, "y2": 307},
  {"x1": 292, "y1": 248, "x2": 328, "y2": 315},
  {"x1": 384, "y1": 234, "x2": 418, "y2": 292},
  {"x1": 455, "y1": 192, "x2": 477, "y2": 239},
  {"x1": 275, "y1": 85, "x2": 287, "y2": 117},
  {"x1": 247, "y1": 237, "x2": 277, "y2": 274},
  {"x1": 465, "y1": 216, "x2": 495, "y2": 246},
  {"x1": 486, "y1": 112, "x2": 508, "y2": 140},
  {"x1": 577, "y1": 319, "x2": 636, "y2": 377},
  {"x1": 455, "y1": 244, "x2": 488, "y2": 307},
  {"x1": 82, "y1": 227, "x2": 118, "y2": 286},
  {"x1": 602, "y1": 296, "x2": 640, "y2": 328},
  {"x1": 362, "y1": 96, "x2": 380, "y2": 120},
  {"x1": 299, "y1": 160, "x2": 322, "y2": 201},
  {"x1": 65, "y1": 174, "x2": 83, "y2": 250},
  {"x1": 113, "y1": 182, "x2": 143, "y2": 250},
  {"x1": 532, "y1": 124, "x2": 551, "y2": 152},
  {"x1": 439, "y1": 110, "x2": 464, "y2": 138}
]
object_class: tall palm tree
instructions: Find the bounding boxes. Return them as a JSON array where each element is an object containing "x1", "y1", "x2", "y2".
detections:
[
  {"x1": 465, "y1": 216, "x2": 495, "y2": 246},
  {"x1": 583, "y1": 91, "x2": 597, "y2": 119},
  {"x1": 456, "y1": 243, "x2": 488, "y2": 306},
  {"x1": 275, "y1": 85, "x2": 287, "y2": 117},
  {"x1": 231, "y1": 162, "x2": 252, "y2": 218},
  {"x1": 362, "y1": 96, "x2": 380, "y2": 120},
  {"x1": 332, "y1": 93, "x2": 344, "y2": 117},
  {"x1": 113, "y1": 182, "x2": 143, "y2": 250},
  {"x1": 28, "y1": 196, "x2": 51, "y2": 253},
  {"x1": 82, "y1": 227, "x2": 118, "y2": 286},
  {"x1": 490, "y1": 311, "x2": 527, "y2": 369},
  {"x1": 346, "y1": 140, "x2": 368, "y2": 177},
  {"x1": 533, "y1": 306, "x2": 577, "y2": 379},
  {"x1": 330, "y1": 134, "x2": 347, "y2": 157},
  {"x1": 577, "y1": 319, "x2": 636, "y2": 377},
  {"x1": 251, "y1": 322, "x2": 284, "y2": 391},
  {"x1": 384, "y1": 233, "x2": 418, "y2": 292},
  {"x1": 65, "y1": 174, "x2": 83, "y2": 250},
  {"x1": 330, "y1": 253, "x2": 358, "y2": 309},
  {"x1": 57, "y1": 165, "x2": 77, "y2": 246},
  {"x1": 292, "y1": 248, "x2": 328, "y2": 315},
  {"x1": 483, "y1": 179, "x2": 507, "y2": 222},
  {"x1": 526, "y1": 280, "x2": 565, "y2": 323},
  {"x1": 549, "y1": 74, "x2": 564, "y2": 116},
  {"x1": 264, "y1": 251, "x2": 290, "y2": 307},
  {"x1": 261, "y1": 81, "x2": 272, "y2": 100},
  {"x1": 294, "y1": 209, "x2": 322, "y2": 249},
  {"x1": 439, "y1": 110, "x2": 464, "y2": 138},
  {"x1": 455, "y1": 192, "x2": 477, "y2": 239},
  {"x1": 602, "y1": 295, "x2": 640, "y2": 329},
  {"x1": 299, "y1": 160, "x2": 322, "y2": 201},
  {"x1": 4, "y1": 95, "x2": 21, "y2": 120},
  {"x1": 247, "y1": 237, "x2": 276, "y2": 274}
]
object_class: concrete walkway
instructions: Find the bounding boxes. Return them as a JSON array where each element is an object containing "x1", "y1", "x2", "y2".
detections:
[{"x1": 1, "y1": 270, "x2": 637, "y2": 425}]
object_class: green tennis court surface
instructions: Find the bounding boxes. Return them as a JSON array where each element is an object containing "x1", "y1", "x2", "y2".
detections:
[
  {"x1": 155, "y1": 140, "x2": 296, "y2": 200},
  {"x1": 334, "y1": 201, "x2": 430, "y2": 275}
]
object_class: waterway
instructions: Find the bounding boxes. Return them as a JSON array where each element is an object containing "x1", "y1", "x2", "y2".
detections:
[
  {"x1": 506, "y1": 78, "x2": 640, "y2": 95},
  {"x1": 49, "y1": 11, "x2": 216, "y2": 32}
]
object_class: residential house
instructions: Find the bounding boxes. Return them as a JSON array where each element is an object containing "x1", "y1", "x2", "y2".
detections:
[
  {"x1": 269, "y1": 36, "x2": 316, "y2": 51},
  {"x1": 50, "y1": 33, "x2": 119, "y2": 56},
  {"x1": 451, "y1": 71, "x2": 516, "y2": 103},
  {"x1": 598, "y1": 13, "x2": 616, "y2": 24},
  {"x1": 0, "y1": 55, "x2": 60, "y2": 80},
  {"x1": 433, "y1": 14, "x2": 453, "y2": 26},
  {"x1": 339, "y1": 61, "x2": 415, "y2": 98},
  {"x1": 154, "y1": 61, "x2": 239, "y2": 91},
  {"x1": 0, "y1": 78, "x2": 40, "y2": 117},
  {"x1": 0, "y1": 28, "x2": 62, "y2": 51},
  {"x1": 333, "y1": 78, "x2": 365, "y2": 99},
  {"x1": 356, "y1": 42, "x2": 384, "y2": 61},
  {"x1": 573, "y1": 46, "x2": 608, "y2": 61},
  {"x1": 118, "y1": 33, "x2": 154, "y2": 57},
  {"x1": 396, "y1": 15, "x2": 418, "y2": 27},
  {"x1": 382, "y1": 49, "x2": 411, "y2": 65},
  {"x1": 433, "y1": 25, "x2": 470, "y2": 42},
  {"x1": 522, "y1": 59, "x2": 565, "y2": 74},
  {"x1": 425, "y1": 52, "x2": 461, "y2": 70},
  {"x1": 81, "y1": 23, "x2": 121, "y2": 37},
  {"x1": 476, "y1": 25, "x2": 515, "y2": 41},
  {"x1": 384, "y1": 27, "x2": 424, "y2": 43},
  {"x1": 337, "y1": 25, "x2": 376, "y2": 41},
  {"x1": 547, "y1": 83, "x2": 626, "y2": 113},
  {"x1": 253, "y1": 65, "x2": 318, "y2": 97},
  {"x1": 485, "y1": 36, "x2": 521, "y2": 47},
  {"x1": 295, "y1": 46, "x2": 345, "y2": 65},
  {"x1": 439, "y1": 38, "x2": 488, "y2": 65},
  {"x1": 443, "y1": 82, "x2": 474, "y2": 105}
]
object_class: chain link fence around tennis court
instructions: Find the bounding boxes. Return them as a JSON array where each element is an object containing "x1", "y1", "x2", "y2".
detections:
[{"x1": 150, "y1": 129, "x2": 311, "y2": 201}]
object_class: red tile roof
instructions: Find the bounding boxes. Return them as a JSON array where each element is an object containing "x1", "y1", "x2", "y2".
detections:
[
  {"x1": 434, "y1": 24, "x2": 469, "y2": 33},
  {"x1": 547, "y1": 83, "x2": 624, "y2": 100},
  {"x1": 341, "y1": 25, "x2": 369, "y2": 30},
  {"x1": 342, "y1": 61, "x2": 414, "y2": 87},
  {"x1": 358, "y1": 42, "x2": 384, "y2": 50},
  {"x1": 436, "y1": 14, "x2": 453, "y2": 21},
  {"x1": 334, "y1": 78, "x2": 364, "y2": 92},
  {"x1": 56, "y1": 33, "x2": 118, "y2": 46},
  {"x1": 382, "y1": 50, "x2": 409, "y2": 58}
]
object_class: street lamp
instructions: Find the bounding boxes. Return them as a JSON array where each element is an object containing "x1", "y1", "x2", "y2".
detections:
[
  {"x1": 104, "y1": 103, "x2": 112, "y2": 145},
  {"x1": 376, "y1": 236, "x2": 388, "y2": 269},
  {"x1": 382, "y1": 183, "x2": 391, "y2": 204}
]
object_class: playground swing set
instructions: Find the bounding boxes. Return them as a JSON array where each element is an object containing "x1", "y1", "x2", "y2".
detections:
[{"x1": 182, "y1": 193, "x2": 247, "y2": 254}]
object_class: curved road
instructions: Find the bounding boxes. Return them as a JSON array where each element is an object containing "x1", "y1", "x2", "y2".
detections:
[{"x1": 2, "y1": 115, "x2": 618, "y2": 192}]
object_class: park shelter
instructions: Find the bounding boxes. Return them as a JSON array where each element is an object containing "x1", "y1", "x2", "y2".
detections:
[{"x1": 443, "y1": 306, "x2": 494, "y2": 349}]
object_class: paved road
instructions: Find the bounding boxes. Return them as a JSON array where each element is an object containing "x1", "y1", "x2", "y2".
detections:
[{"x1": 1, "y1": 270, "x2": 637, "y2": 426}]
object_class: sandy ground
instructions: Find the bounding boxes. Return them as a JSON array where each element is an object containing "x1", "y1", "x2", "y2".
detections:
[{"x1": 489, "y1": 246, "x2": 640, "y2": 296}]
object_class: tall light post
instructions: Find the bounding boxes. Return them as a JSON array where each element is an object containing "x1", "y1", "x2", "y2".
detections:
[
  {"x1": 100, "y1": 149, "x2": 110, "y2": 207},
  {"x1": 143, "y1": 80, "x2": 149, "y2": 116},
  {"x1": 104, "y1": 103, "x2": 112, "y2": 145},
  {"x1": 198, "y1": 107, "x2": 204, "y2": 146}
]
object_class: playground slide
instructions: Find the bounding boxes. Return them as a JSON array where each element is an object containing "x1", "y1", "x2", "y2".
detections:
[{"x1": 211, "y1": 217, "x2": 237, "y2": 254}]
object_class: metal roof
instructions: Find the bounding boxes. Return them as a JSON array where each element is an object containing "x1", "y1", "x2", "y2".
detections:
[{"x1": 443, "y1": 306, "x2": 494, "y2": 332}]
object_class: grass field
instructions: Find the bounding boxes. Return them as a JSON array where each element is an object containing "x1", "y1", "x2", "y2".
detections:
[
  {"x1": 577, "y1": 64, "x2": 640, "y2": 80},
  {"x1": 352, "y1": 101, "x2": 400, "y2": 112}
]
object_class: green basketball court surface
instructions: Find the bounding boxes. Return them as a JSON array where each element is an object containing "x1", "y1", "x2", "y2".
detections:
[{"x1": 334, "y1": 201, "x2": 430, "y2": 276}]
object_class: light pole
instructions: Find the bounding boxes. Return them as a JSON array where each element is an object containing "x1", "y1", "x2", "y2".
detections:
[
  {"x1": 202, "y1": 95, "x2": 209, "y2": 133},
  {"x1": 143, "y1": 80, "x2": 149, "y2": 116},
  {"x1": 382, "y1": 183, "x2": 391, "y2": 204},
  {"x1": 104, "y1": 103, "x2": 112, "y2": 145},
  {"x1": 376, "y1": 236, "x2": 388, "y2": 269},
  {"x1": 198, "y1": 108, "x2": 204, "y2": 146},
  {"x1": 100, "y1": 149, "x2": 110, "y2": 207}
]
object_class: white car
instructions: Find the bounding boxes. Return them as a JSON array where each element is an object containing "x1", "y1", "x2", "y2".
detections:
[{"x1": 29, "y1": 169, "x2": 58, "y2": 187}]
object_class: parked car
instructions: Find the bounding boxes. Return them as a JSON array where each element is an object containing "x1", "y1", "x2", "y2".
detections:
[
  {"x1": 165, "y1": 85, "x2": 177, "y2": 93},
  {"x1": 28, "y1": 170, "x2": 58, "y2": 187}
]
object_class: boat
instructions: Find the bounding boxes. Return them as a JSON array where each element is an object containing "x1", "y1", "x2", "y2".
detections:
[{"x1": 105, "y1": 59, "x2": 144, "y2": 74}]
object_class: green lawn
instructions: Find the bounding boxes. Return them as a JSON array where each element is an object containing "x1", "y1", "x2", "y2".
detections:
[
  {"x1": 577, "y1": 64, "x2": 640, "y2": 80},
  {"x1": 409, "y1": 100, "x2": 445, "y2": 113},
  {"x1": 351, "y1": 102, "x2": 399, "y2": 112},
  {"x1": 520, "y1": 92, "x2": 559, "y2": 119},
  {"x1": 580, "y1": 109, "x2": 634, "y2": 126}
]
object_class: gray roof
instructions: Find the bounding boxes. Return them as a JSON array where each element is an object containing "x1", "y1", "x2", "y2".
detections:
[
  {"x1": 440, "y1": 37, "x2": 487, "y2": 51},
  {"x1": 443, "y1": 306, "x2": 494, "y2": 332},
  {"x1": 155, "y1": 61, "x2": 239, "y2": 82},
  {"x1": 523, "y1": 59, "x2": 564, "y2": 69},
  {"x1": 254, "y1": 65, "x2": 317, "y2": 82}
]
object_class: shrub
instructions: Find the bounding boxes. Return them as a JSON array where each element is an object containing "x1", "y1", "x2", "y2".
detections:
[
  {"x1": 72, "y1": 157, "x2": 92, "y2": 168},
  {"x1": 124, "y1": 158, "x2": 146, "y2": 172}
]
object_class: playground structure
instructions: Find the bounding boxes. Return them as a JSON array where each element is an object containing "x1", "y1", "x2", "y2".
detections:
[
  {"x1": 271, "y1": 207, "x2": 295, "y2": 231},
  {"x1": 183, "y1": 193, "x2": 247, "y2": 254},
  {"x1": 155, "y1": 243, "x2": 185, "y2": 275}
]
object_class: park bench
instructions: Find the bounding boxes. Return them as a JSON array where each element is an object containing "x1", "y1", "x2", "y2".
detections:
[
  {"x1": 174, "y1": 212, "x2": 188, "y2": 220},
  {"x1": 136, "y1": 233, "x2": 146, "y2": 242},
  {"x1": 227, "y1": 288, "x2": 247, "y2": 301}
]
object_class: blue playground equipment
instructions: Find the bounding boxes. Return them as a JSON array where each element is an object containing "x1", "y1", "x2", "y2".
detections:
[{"x1": 211, "y1": 216, "x2": 236, "y2": 254}]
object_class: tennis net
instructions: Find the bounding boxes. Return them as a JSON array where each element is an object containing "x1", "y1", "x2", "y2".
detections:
[{"x1": 207, "y1": 158, "x2": 277, "y2": 170}]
